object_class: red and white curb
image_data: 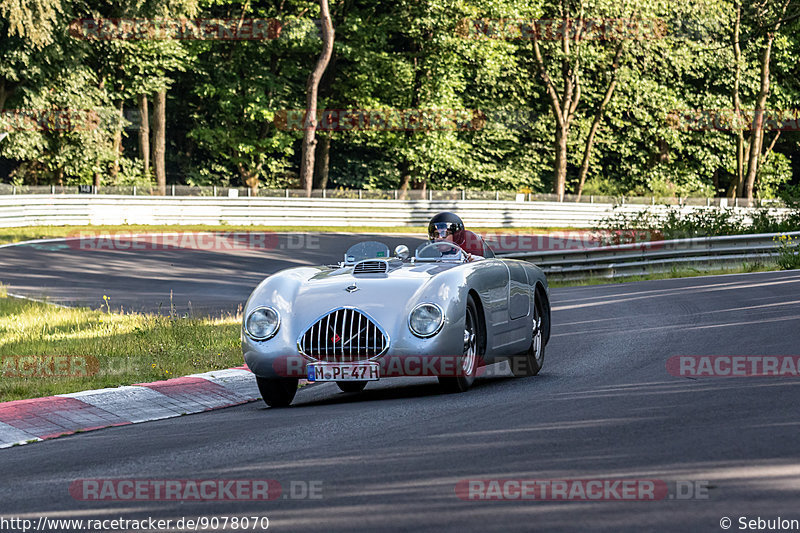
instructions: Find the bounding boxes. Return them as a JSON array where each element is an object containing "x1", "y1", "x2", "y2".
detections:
[{"x1": 0, "y1": 367, "x2": 259, "y2": 449}]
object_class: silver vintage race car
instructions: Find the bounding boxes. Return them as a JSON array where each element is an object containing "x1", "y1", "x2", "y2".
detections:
[{"x1": 241, "y1": 239, "x2": 551, "y2": 407}]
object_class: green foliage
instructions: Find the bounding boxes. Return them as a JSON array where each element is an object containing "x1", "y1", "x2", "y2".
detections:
[
  {"x1": 595, "y1": 203, "x2": 800, "y2": 244},
  {"x1": 0, "y1": 0, "x2": 798, "y2": 195},
  {"x1": 774, "y1": 234, "x2": 800, "y2": 270}
]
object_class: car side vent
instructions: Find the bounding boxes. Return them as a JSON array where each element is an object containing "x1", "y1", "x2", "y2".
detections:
[{"x1": 353, "y1": 260, "x2": 388, "y2": 274}]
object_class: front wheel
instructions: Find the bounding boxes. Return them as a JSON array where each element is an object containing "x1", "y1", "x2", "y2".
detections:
[
  {"x1": 439, "y1": 294, "x2": 481, "y2": 393},
  {"x1": 511, "y1": 296, "x2": 545, "y2": 377},
  {"x1": 336, "y1": 381, "x2": 368, "y2": 393},
  {"x1": 256, "y1": 376, "x2": 298, "y2": 407}
]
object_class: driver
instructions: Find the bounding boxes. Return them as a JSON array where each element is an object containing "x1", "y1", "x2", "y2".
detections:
[{"x1": 427, "y1": 212, "x2": 484, "y2": 261}]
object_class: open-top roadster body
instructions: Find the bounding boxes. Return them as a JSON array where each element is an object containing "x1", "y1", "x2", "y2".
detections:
[{"x1": 242, "y1": 239, "x2": 551, "y2": 406}]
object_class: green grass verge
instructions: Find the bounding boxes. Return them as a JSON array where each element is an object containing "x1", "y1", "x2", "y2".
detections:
[
  {"x1": 0, "y1": 225, "x2": 582, "y2": 246},
  {"x1": 549, "y1": 261, "x2": 779, "y2": 287},
  {"x1": 0, "y1": 290, "x2": 242, "y2": 402}
]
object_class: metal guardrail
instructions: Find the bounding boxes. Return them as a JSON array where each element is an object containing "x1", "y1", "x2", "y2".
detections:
[
  {"x1": 503, "y1": 232, "x2": 799, "y2": 281},
  {"x1": 0, "y1": 184, "x2": 774, "y2": 207},
  {"x1": 0, "y1": 194, "x2": 788, "y2": 229}
]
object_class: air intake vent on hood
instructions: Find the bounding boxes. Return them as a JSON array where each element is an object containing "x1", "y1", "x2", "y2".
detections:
[{"x1": 353, "y1": 260, "x2": 388, "y2": 274}]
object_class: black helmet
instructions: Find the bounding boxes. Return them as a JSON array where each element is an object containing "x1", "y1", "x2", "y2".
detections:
[{"x1": 428, "y1": 212, "x2": 465, "y2": 245}]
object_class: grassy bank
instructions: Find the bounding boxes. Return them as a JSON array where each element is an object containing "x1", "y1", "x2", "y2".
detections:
[{"x1": 0, "y1": 291, "x2": 242, "y2": 402}]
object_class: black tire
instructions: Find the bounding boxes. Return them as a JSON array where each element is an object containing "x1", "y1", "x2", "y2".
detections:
[
  {"x1": 256, "y1": 376, "x2": 298, "y2": 407},
  {"x1": 439, "y1": 294, "x2": 481, "y2": 393},
  {"x1": 511, "y1": 296, "x2": 545, "y2": 377},
  {"x1": 336, "y1": 381, "x2": 368, "y2": 393}
]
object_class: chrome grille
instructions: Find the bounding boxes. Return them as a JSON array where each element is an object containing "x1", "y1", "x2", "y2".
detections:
[
  {"x1": 299, "y1": 308, "x2": 388, "y2": 362},
  {"x1": 353, "y1": 260, "x2": 388, "y2": 274}
]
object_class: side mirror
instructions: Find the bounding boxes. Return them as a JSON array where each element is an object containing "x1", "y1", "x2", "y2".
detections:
[{"x1": 394, "y1": 244, "x2": 410, "y2": 260}]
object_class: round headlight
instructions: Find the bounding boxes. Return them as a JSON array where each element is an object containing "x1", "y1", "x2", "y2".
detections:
[
  {"x1": 409, "y1": 303, "x2": 444, "y2": 338},
  {"x1": 245, "y1": 307, "x2": 280, "y2": 340}
]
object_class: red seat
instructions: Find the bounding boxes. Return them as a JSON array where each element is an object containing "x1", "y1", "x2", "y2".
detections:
[{"x1": 460, "y1": 231, "x2": 494, "y2": 258}]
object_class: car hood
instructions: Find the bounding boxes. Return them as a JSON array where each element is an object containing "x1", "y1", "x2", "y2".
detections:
[
  {"x1": 296, "y1": 262, "x2": 461, "y2": 307},
  {"x1": 245, "y1": 262, "x2": 466, "y2": 332}
]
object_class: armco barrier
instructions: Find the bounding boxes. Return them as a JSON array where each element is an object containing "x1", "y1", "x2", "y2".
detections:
[
  {"x1": 505, "y1": 232, "x2": 799, "y2": 281},
  {"x1": 0, "y1": 195, "x2": 786, "y2": 229}
]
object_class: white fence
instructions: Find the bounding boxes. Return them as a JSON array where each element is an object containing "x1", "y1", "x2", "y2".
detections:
[{"x1": 0, "y1": 194, "x2": 785, "y2": 229}]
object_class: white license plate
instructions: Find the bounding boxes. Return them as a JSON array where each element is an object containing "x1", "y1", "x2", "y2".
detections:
[{"x1": 308, "y1": 363, "x2": 380, "y2": 382}]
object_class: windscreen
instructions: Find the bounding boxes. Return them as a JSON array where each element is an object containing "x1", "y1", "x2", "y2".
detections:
[
  {"x1": 344, "y1": 241, "x2": 391, "y2": 263},
  {"x1": 414, "y1": 241, "x2": 464, "y2": 261}
]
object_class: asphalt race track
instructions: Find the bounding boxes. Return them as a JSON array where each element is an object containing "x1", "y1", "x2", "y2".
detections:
[
  {"x1": 0, "y1": 233, "x2": 427, "y2": 314},
  {"x1": 1, "y1": 234, "x2": 800, "y2": 532}
]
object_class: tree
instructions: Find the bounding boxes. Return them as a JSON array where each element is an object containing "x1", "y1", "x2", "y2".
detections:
[
  {"x1": 1, "y1": 0, "x2": 799, "y2": 200},
  {"x1": 176, "y1": 0, "x2": 312, "y2": 192},
  {"x1": 575, "y1": 42, "x2": 624, "y2": 200},
  {"x1": 0, "y1": 0, "x2": 63, "y2": 48},
  {"x1": 529, "y1": 2, "x2": 583, "y2": 200},
  {"x1": 742, "y1": 0, "x2": 792, "y2": 201},
  {"x1": 730, "y1": 0, "x2": 745, "y2": 198},
  {"x1": 299, "y1": 0, "x2": 334, "y2": 197}
]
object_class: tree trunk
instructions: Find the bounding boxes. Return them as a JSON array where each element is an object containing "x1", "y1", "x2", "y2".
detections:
[
  {"x1": 0, "y1": 79, "x2": 12, "y2": 110},
  {"x1": 530, "y1": 1, "x2": 582, "y2": 200},
  {"x1": 313, "y1": 135, "x2": 330, "y2": 189},
  {"x1": 312, "y1": 45, "x2": 336, "y2": 192},
  {"x1": 398, "y1": 173, "x2": 411, "y2": 200},
  {"x1": 730, "y1": 0, "x2": 745, "y2": 199},
  {"x1": 743, "y1": 0, "x2": 790, "y2": 200},
  {"x1": 138, "y1": 94, "x2": 150, "y2": 176},
  {"x1": 399, "y1": 161, "x2": 426, "y2": 196},
  {"x1": 299, "y1": 0, "x2": 334, "y2": 198},
  {"x1": 734, "y1": 134, "x2": 746, "y2": 198},
  {"x1": 238, "y1": 163, "x2": 260, "y2": 194},
  {"x1": 743, "y1": 39, "x2": 773, "y2": 201},
  {"x1": 110, "y1": 101, "x2": 124, "y2": 180},
  {"x1": 153, "y1": 89, "x2": 167, "y2": 196},
  {"x1": 0, "y1": 79, "x2": 19, "y2": 110},
  {"x1": 398, "y1": 49, "x2": 424, "y2": 200},
  {"x1": 554, "y1": 125, "x2": 568, "y2": 200}
]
